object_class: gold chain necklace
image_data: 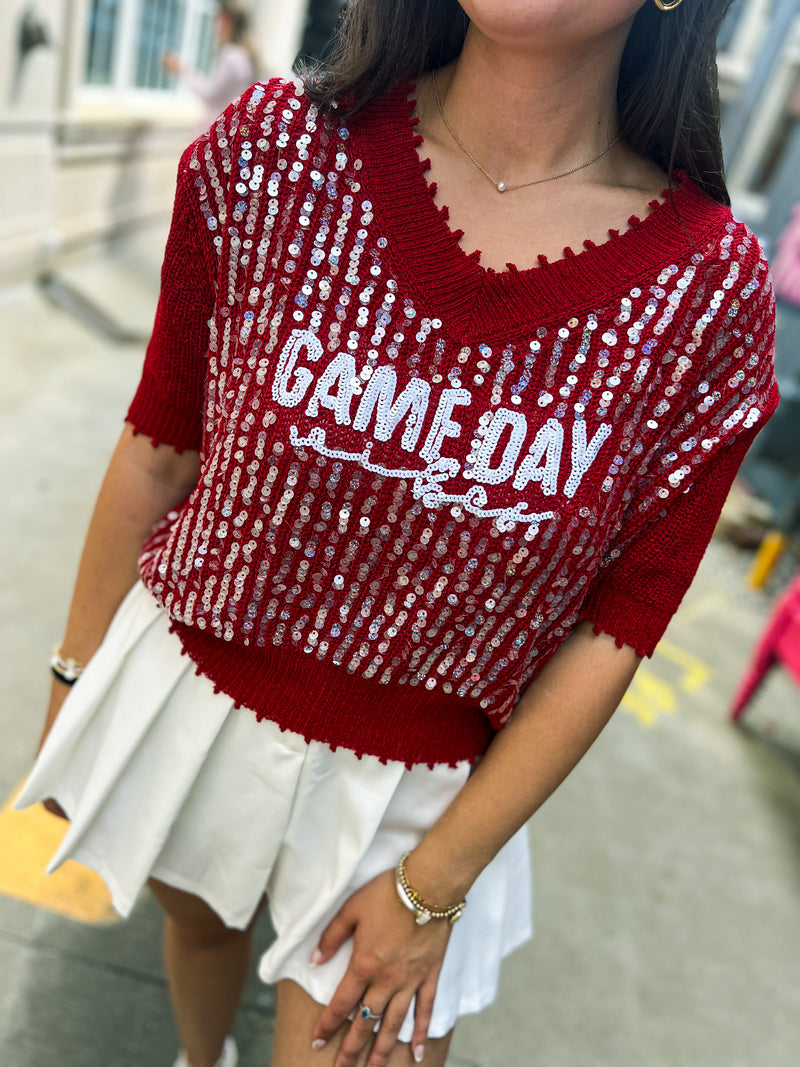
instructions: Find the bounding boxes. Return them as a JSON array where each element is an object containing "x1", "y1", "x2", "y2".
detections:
[{"x1": 431, "y1": 69, "x2": 622, "y2": 194}]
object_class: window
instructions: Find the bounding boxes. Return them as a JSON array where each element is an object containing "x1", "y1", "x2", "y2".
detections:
[
  {"x1": 83, "y1": 0, "x2": 216, "y2": 92},
  {"x1": 85, "y1": 0, "x2": 121, "y2": 85}
]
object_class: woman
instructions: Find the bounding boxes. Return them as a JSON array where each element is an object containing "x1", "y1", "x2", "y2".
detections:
[
  {"x1": 15, "y1": 2, "x2": 780, "y2": 1066},
  {"x1": 162, "y1": 0, "x2": 259, "y2": 129}
]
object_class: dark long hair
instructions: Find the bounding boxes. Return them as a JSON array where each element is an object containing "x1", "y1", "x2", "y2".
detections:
[{"x1": 302, "y1": 0, "x2": 736, "y2": 205}]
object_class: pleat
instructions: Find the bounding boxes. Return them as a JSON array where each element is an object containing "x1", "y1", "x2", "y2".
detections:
[
  {"x1": 260, "y1": 743, "x2": 411, "y2": 970},
  {"x1": 259, "y1": 756, "x2": 533, "y2": 1041},
  {"x1": 13, "y1": 581, "x2": 167, "y2": 808},
  {"x1": 148, "y1": 705, "x2": 310, "y2": 928}
]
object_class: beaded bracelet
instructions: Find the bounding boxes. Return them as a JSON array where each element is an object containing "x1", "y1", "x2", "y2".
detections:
[
  {"x1": 394, "y1": 851, "x2": 467, "y2": 926},
  {"x1": 50, "y1": 647, "x2": 86, "y2": 686}
]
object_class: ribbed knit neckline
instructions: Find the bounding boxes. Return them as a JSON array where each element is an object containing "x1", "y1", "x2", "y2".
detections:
[{"x1": 348, "y1": 79, "x2": 732, "y2": 339}]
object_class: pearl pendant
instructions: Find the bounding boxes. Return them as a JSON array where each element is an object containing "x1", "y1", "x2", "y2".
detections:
[{"x1": 497, "y1": 181, "x2": 507, "y2": 193}]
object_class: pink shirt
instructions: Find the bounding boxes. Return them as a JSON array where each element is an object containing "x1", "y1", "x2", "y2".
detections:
[{"x1": 181, "y1": 43, "x2": 256, "y2": 131}]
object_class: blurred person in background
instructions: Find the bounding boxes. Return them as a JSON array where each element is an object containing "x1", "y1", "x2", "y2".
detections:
[
  {"x1": 15, "y1": 2, "x2": 780, "y2": 1067},
  {"x1": 161, "y1": 0, "x2": 259, "y2": 126}
]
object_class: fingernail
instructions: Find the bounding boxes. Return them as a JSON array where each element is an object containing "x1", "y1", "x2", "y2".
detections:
[
  {"x1": 309, "y1": 947, "x2": 323, "y2": 965},
  {"x1": 311, "y1": 1038, "x2": 327, "y2": 1051},
  {"x1": 413, "y1": 1045, "x2": 425, "y2": 1063}
]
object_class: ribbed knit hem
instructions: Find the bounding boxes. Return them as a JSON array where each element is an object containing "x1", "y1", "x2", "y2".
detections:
[
  {"x1": 125, "y1": 400, "x2": 201, "y2": 455},
  {"x1": 169, "y1": 620, "x2": 495, "y2": 768},
  {"x1": 576, "y1": 585, "x2": 672, "y2": 660}
]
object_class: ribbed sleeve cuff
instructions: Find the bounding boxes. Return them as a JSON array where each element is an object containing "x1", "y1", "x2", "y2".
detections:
[
  {"x1": 126, "y1": 385, "x2": 202, "y2": 454},
  {"x1": 576, "y1": 582, "x2": 674, "y2": 659}
]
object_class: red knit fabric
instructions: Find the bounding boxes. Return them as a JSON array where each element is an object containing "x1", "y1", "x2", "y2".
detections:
[
  {"x1": 130, "y1": 154, "x2": 217, "y2": 454},
  {"x1": 126, "y1": 78, "x2": 780, "y2": 767}
]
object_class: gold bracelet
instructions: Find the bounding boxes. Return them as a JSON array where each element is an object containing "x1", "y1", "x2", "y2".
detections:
[
  {"x1": 394, "y1": 852, "x2": 467, "y2": 926},
  {"x1": 50, "y1": 646, "x2": 86, "y2": 686}
]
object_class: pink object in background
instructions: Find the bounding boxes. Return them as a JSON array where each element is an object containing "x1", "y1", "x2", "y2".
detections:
[
  {"x1": 731, "y1": 572, "x2": 800, "y2": 720},
  {"x1": 771, "y1": 204, "x2": 800, "y2": 306}
]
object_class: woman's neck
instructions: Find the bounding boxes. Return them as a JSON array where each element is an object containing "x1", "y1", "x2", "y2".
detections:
[{"x1": 421, "y1": 23, "x2": 634, "y2": 186}]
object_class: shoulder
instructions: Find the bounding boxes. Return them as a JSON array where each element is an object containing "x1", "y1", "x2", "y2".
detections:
[
  {"x1": 704, "y1": 213, "x2": 773, "y2": 326},
  {"x1": 642, "y1": 180, "x2": 778, "y2": 415},
  {"x1": 214, "y1": 77, "x2": 308, "y2": 138},
  {"x1": 230, "y1": 76, "x2": 318, "y2": 128},
  {"x1": 677, "y1": 180, "x2": 770, "y2": 294},
  {"x1": 189, "y1": 76, "x2": 311, "y2": 156},
  {"x1": 682, "y1": 197, "x2": 777, "y2": 413},
  {"x1": 177, "y1": 77, "x2": 313, "y2": 185},
  {"x1": 212, "y1": 76, "x2": 327, "y2": 165},
  {"x1": 172, "y1": 76, "x2": 331, "y2": 243},
  {"x1": 664, "y1": 181, "x2": 774, "y2": 350}
]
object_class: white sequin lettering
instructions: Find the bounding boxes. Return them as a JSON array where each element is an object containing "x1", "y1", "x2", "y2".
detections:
[
  {"x1": 471, "y1": 408, "x2": 528, "y2": 485},
  {"x1": 419, "y1": 388, "x2": 472, "y2": 463},
  {"x1": 564, "y1": 420, "x2": 613, "y2": 498},
  {"x1": 512, "y1": 417, "x2": 564, "y2": 495},
  {"x1": 352, "y1": 365, "x2": 431, "y2": 451},
  {"x1": 305, "y1": 351, "x2": 356, "y2": 424},
  {"x1": 273, "y1": 328, "x2": 323, "y2": 407}
]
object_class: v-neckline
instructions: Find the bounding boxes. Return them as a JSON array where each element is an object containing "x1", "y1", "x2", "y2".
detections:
[{"x1": 347, "y1": 79, "x2": 732, "y2": 340}]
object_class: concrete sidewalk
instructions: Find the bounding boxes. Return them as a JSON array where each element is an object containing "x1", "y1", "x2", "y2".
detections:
[{"x1": 1, "y1": 276, "x2": 799, "y2": 1067}]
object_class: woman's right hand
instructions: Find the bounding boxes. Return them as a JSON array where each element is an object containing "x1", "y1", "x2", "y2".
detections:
[{"x1": 35, "y1": 679, "x2": 72, "y2": 819}]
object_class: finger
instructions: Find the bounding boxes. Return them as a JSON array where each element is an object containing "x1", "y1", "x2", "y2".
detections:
[
  {"x1": 311, "y1": 902, "x2": 358, "y2": 966},
  {"x1": 333, "y1": 989, "x2": 395, "y2": 1067},
  {"x1": 411, "y1": 967, "x2": 441, "y2": 1064},
  {"x1": 310, "y1": 971, "x2": 367, "y2": 1051},
  {"x1": 364, "y1": 993, "x2": 414, "y2": 1067}
]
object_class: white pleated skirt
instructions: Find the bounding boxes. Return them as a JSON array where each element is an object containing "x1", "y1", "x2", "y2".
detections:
[{"x1": 14, "y1": 581, "x2": 533, "y2": 1042}]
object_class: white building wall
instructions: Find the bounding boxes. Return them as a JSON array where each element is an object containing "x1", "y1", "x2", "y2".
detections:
[
  {"x1": 1, "y1": 0, "x2": 63, "y2": 282},
  {"x1": 255, "y1": 0, "x2": 311, "y2": 78},
  {"x1": 0, "y1": 0, "x2": 310, "y2": 287}
]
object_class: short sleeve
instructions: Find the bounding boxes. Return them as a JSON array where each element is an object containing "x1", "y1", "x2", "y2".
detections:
[
  {"x1": 125, "y1": 141, "x2": 217, "y2": 452},
  {"x1": 577, "y1": 231, "x2": 781, "y2": 657},
  {"x1": 125, "y1": 81, "x2": 268, "y2": 452}
]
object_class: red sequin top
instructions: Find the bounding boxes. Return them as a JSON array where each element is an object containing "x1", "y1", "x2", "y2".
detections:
[{"x1": 126, "y1": 77, "x2": 780, "y2": 767}]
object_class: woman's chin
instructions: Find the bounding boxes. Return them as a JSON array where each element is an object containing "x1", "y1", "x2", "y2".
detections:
[{"x1": 457, "y1": 0, "x2": 643, "y2": 50}]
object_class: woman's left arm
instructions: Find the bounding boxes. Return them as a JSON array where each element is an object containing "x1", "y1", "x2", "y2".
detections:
[
  {"x1": 404, "y1": 619, "x2": 641, "y2": 902},
  {"x1": 310, "y1": 620, "x2": 641, "y2": 1067},
  {"x1": 310, "y1": 373, "x2": 779, "y2": 1067}
]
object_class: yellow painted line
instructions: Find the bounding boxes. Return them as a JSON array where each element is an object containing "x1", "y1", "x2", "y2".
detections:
[
  {"x1": 678, "y1": 589, "x2": 732, "y2": 624},
  {"x1": 621, "y1": 640, "x2": 714, "y2": 727},
  {"x1": 654, "y1": 639, "x2": 713, "y2": 694},
  {"x1": 621, "y1": 667, "x2": 677, "y2": 726},
  {"x1": 0, "y1": 780, "x2": 118, "y2": 925}
]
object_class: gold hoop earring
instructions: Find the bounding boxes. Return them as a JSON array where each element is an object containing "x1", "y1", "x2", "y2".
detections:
[{"x1": 654, "y1": 0, "x2": 685, "y2": 9}]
